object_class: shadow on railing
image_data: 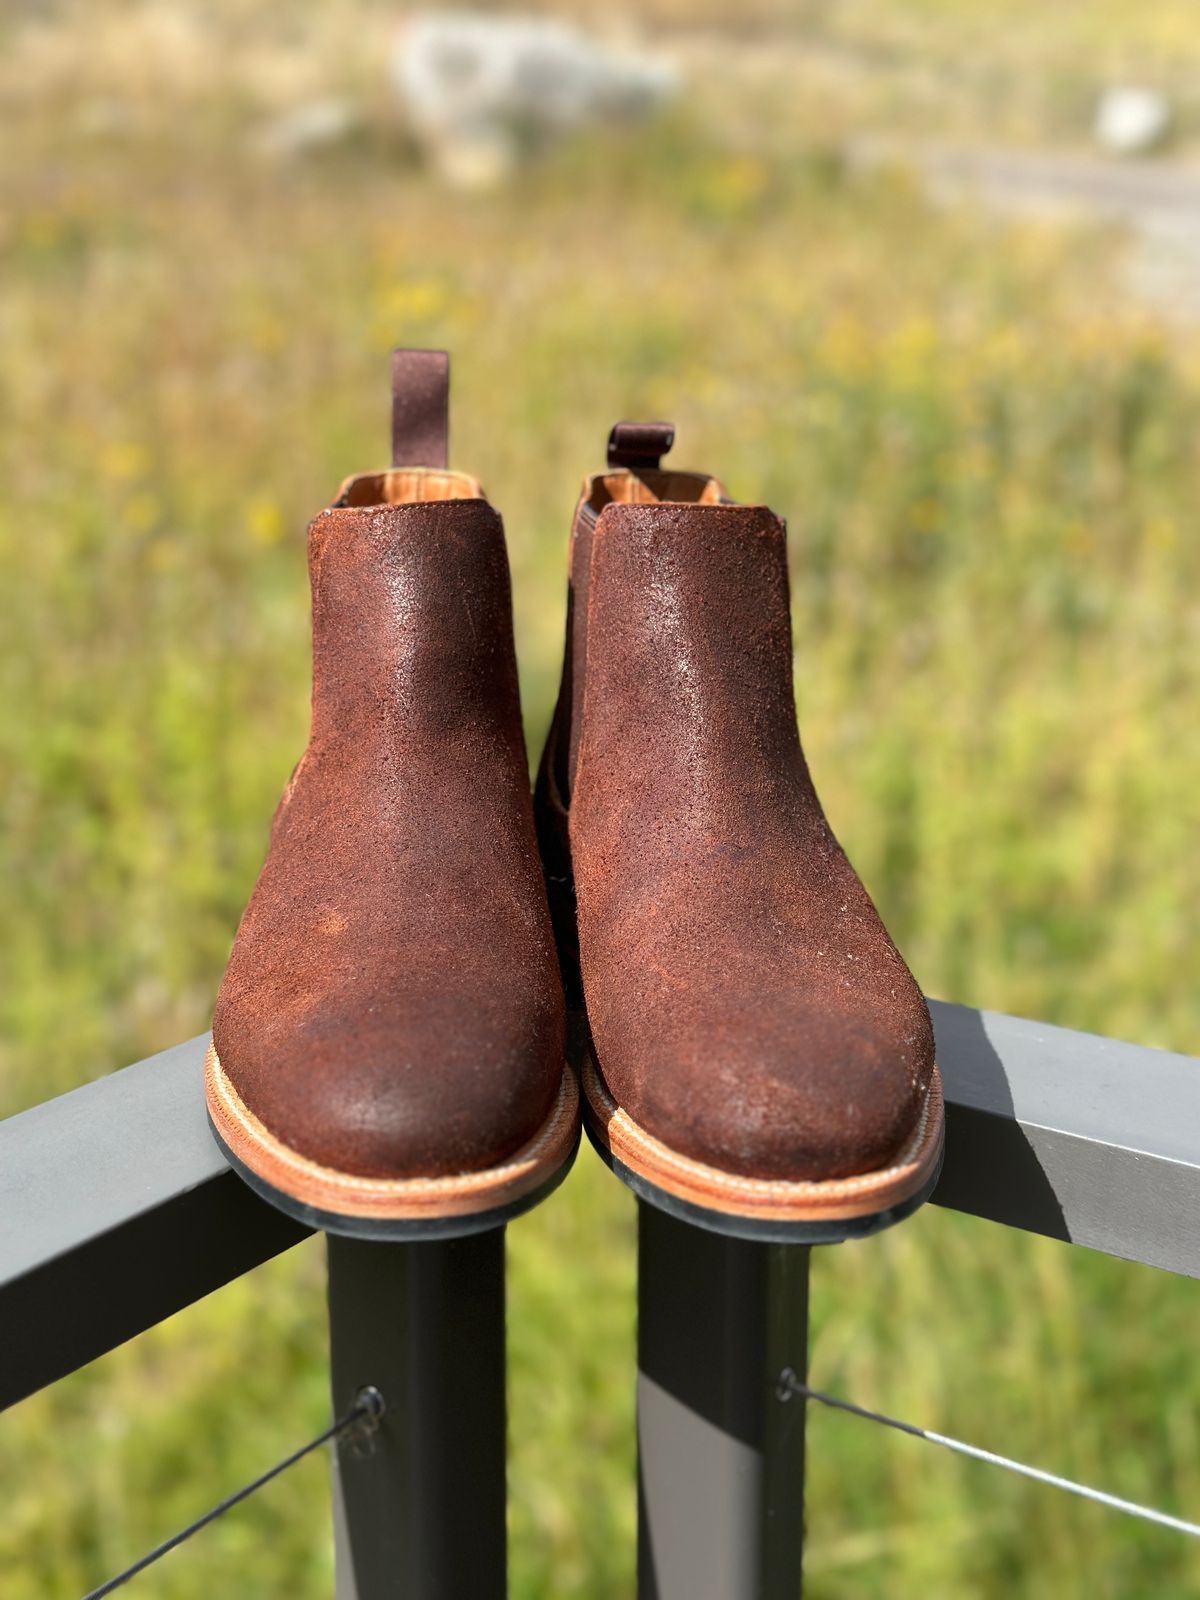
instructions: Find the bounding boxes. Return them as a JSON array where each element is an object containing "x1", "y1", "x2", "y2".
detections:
[{"x1": 931, "y1": 1001, "x2": 1067, "y2": 1241}]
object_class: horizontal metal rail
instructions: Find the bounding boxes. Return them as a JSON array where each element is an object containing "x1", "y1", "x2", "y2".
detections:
[
  {"x1": 0, "y1": 1001, "x2": 1197, "y2": 1412},
  {"x1": 0, "y1": 1036, "x2": 309, "y2": 1412},
  {"x1": 929, "y1": 1001, "x2": 1200, "y2": 1275},
  {"x1": 636, "y1": 1003, "x2": 1200, "y2": 1600}
]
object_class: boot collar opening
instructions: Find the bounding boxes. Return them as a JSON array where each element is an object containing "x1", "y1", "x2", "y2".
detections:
[
  {"x1": 333, "y1": 468, "x2": 486, "y2": 508},
  {"x1": 582, "y1": 468, "x2": 725, "y2": 520}
]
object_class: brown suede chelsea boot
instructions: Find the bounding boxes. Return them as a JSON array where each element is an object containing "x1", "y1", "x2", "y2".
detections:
[
  {"x1": 206, "y1": 350, "x2": 578, "y2": 1238},
  {"x1": 534, "y1": 422, "x2": 943, "y2": 1241}
]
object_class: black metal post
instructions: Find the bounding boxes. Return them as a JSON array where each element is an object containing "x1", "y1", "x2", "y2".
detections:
[
  {"x1": 328, "y1": 1230, "x2": 508, "y2": 1599},
  {"x1": 636, "y1": 1204, "x2": 810, "y2": 1599}
]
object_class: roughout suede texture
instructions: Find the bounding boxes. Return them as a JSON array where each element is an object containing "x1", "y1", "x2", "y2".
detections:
[
  {"x1": 213, "y1": 490, "x2": 565, "y2": 1180},
  {"x1": 536, "y1": 490, "x2": 935, "y2": 1183}
]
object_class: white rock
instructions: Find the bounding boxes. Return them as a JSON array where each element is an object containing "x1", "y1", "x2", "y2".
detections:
[
  {"x1": 392, "y1": 12, "x2": 679, "y2": 185},
  {"x1": 1094, "y1": 87, "x2": 1172, "y2": 156}
]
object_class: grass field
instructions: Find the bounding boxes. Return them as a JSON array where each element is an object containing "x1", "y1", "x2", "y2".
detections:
[{"x1": 1, "y1": 3, "x2": 1198, "y2": 1595}]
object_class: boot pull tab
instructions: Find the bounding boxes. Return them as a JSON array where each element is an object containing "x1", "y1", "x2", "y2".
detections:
[
  {"x1": 391, "y1": 347, "x2": 449, "y2": 469},
  {"x1": 607, "y1": 421, "x2": 675, "y2": 473}
]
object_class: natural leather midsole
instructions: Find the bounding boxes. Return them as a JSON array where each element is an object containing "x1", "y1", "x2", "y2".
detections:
[
  {"x1": 206, "y1": 1043, "x2": 579, "y2": 1221},
  {"x1": 582, "y1": 1052, "x2": 944, "y2": 1223}
]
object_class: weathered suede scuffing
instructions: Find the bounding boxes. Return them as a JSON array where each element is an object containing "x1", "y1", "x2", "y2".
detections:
[
  {"x1": 213, "y1": 488, "x2": 565, "y2": 1180},
  {"x1": 535, "y1": 483, "x2": 935, "y2": 1183}
]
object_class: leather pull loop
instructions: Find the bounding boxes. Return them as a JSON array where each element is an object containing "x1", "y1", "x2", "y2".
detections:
[
  {"x1": 391, "y1": 347, "x2": 449, "y2": 469},
  {"x1": 607, "y1": 420, "x2": 676, "y2": 472}
]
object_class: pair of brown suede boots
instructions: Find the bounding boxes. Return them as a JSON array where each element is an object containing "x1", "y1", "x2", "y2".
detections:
[{"x1": 205, "y1": 350, "x2": 943, "y2": 1244}]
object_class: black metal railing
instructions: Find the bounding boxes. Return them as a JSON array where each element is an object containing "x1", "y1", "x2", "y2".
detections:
[{"x1": 2, "y1": 1000, "x2": 1197, "y2": 1596}]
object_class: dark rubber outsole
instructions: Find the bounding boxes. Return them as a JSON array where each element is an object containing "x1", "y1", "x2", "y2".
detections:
[{"x1": 584, "y1": 1115, "x2": 945, "y2": 1244}]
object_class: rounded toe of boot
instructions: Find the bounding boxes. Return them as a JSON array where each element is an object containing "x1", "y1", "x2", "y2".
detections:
[
  {"x1": 213, "y1": 989, "x2": 565, "y2": 1184},
  {"x1": 608, "y1": 995, "x2": 935, "y2": 1184}
]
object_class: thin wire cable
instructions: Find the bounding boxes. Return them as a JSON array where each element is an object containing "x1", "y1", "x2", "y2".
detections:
[
  {"x1": 779, "y1": 1370, "x2": 1200, "y2": 1540},
  {"x1": 82, "y1": 1386, "x2": 385, "y2": 1599}
]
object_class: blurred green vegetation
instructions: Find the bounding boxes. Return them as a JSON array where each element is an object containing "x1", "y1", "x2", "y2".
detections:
[{"x1": 1, "y1": 3, "x2": 1198, "y2": 1597}]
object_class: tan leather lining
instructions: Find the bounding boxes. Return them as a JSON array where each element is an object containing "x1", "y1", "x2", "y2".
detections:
[
  {"x1": 584, "y1": 468, "x2": 724, "y2": 518},
  {"x1": 336, "y1": 468, "x2": 485, "y2": 506}
]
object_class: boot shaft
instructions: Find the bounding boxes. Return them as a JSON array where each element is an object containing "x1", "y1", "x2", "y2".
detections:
[
  {"x1": 545, "y1": 454, "x2": 821, "y2": 850},
  {"x1": 307, "y1": 471, "x2": 528, "y2": 773},
  {"x1": 572, "y1": 499, "x2": 813, "y2": 828}
]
